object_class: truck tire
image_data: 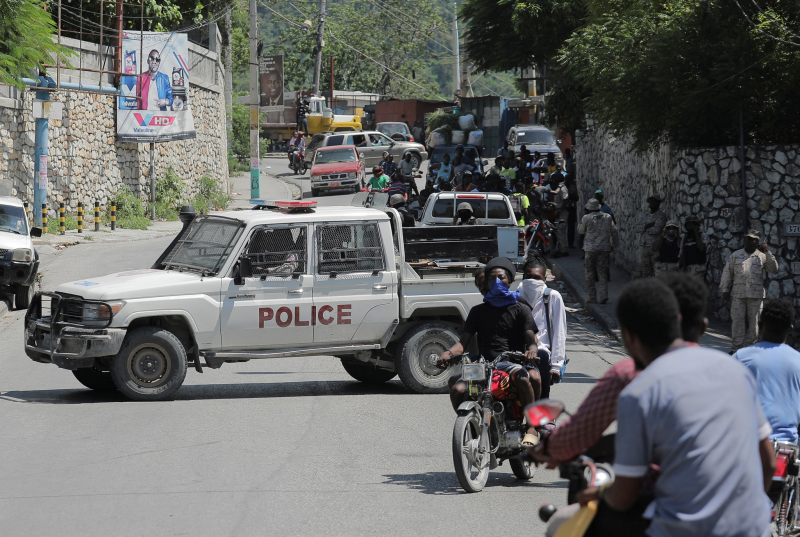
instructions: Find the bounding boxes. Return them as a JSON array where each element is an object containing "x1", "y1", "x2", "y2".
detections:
[
  {"x1": 110, "y1": 327, "x2": 187, "y2": 401},
  {"x1": 340, "y1": 360, "x2": 397, "y2": 384},
  {"x1": 396, "y1": 321, "x2": 459, "y2": 394},
  {"x1": 15, "y1": 284, "x2": 33, "y2": 310},
  {"x1": 72, "y1": 367, "x2": 117, "y2": 392}
]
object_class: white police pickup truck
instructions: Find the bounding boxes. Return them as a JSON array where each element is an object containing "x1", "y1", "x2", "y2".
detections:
[{"x1": 24, "y1": 198, "x2": 506, "y2": 401}]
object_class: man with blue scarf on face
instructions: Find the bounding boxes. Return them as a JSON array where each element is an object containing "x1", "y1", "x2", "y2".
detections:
[{"x1": 438, "y1": 257, "x2": 545, "y2": 447}]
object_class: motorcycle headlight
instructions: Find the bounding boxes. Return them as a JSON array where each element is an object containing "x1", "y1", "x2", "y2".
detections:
[
  {"x1": 348, "y1": 172, "x2": 357, "y2": 178},
  {"x1": 12, "y1": 248, "x2": 32, "y2": 262},
  {"x1": 462, "y1": 363, "x2": 486, "y2": 382},
  {"x1": 82, "y1": 300, "x2": 125, "y2": 325}
]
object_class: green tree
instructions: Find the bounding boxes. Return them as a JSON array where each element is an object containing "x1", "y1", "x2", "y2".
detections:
[
  {"x1": 0, "y1": 0, "x2": 75, "y2": 89},
  {"x1": 561, "y1": 0, "x2": 800, "y2": 148}
]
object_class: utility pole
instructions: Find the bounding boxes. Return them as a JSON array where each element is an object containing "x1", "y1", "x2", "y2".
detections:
[
  {"x1": 249, "y1": 0, "x2": 260, "y2": 199},
  {"x1": 312, "y1": 0, "x2": 326, "y2": 95},
  {"x1": 225, "y1": 6, "x2": 233, "y2": 152},
  {"x1": 452, "y1": 2, "x2": 460, "y2": 98}
]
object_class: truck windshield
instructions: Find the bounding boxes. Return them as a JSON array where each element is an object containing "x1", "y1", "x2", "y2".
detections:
[
  {"x1": 379, "y1": 123, "x2": 409, "y2": 136},
  {"x1": 315, "y1": 148, "x2": 357, "y2": 164},
  {"x1": 159, "y1": 216, "x2": 243, "y2": 275},
  {"x1": 0, "y1": 205, "x2": 28, "y2": 235},
  {"x1": 515, "y1": 130, "x2": 554, "y2": 145}
]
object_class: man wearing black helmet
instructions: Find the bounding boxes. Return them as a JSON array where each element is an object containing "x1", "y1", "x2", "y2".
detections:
[{"x1": 437, "y1": 257, "x2": 544, "y2": 447}]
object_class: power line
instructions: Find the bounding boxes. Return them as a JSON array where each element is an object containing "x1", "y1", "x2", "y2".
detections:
[
  {"x1": 258, "y1": 0, "x2": 307, "y2": 28},
  {"x1": 731, "y1": 0, "x2": 800, "y2": 47},
  {"x1": 747, "y1": 0, "x2": 800, "y2": 41}
]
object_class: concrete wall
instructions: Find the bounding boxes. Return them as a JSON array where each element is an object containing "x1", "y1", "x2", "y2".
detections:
[
  {"x1": 575, "y1": 126, "x2": 800, "y2": 332},
  {"x1": 0, "y1": 33, "x2": 227, "y2": 211}
]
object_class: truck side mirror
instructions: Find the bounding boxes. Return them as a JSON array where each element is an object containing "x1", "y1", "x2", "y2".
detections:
[
  {"x1": 234, "y1": 257, "x2": 253, "y2": 285},
  {"x1": 30, "y1": 227, "x2": 42, "y2": 237},
  {"x1": 358, "y1": 153, "x2": 365, "y2": 160}
]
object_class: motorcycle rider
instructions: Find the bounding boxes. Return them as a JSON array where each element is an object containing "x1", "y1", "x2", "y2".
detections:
[
  {"x1": 381, "y1": 153, "x2": 399, "y2": 180},
  {"x1": 518, "y1": 254, "x2": 567, "y2": 391},
  {"x1": 569, "y1": 278, "x2": 775, "y2": 537},
  {"x1": 399, "y1": 153, "x2": 419, "y2": 196},
  {"x1": 734, "y1": 298, "x2": 800, "y2": 444},
  {"x1": 388, "y1": 194, "x2": 416, "y2": 228},
  {"x1": 367, "y1": 166, "x2": 391, "y2": 191},
  {"x1": 437, "y1": 257, "x2": 544, "y2": 447},
  {"x1": 288, "y1": 131, "x2": 305, "y2": 168}
]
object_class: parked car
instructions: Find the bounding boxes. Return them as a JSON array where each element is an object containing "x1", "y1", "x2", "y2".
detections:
[
  {"x1": 305, "y1": 130, "x2": 427, "y2": 170},
  {"x1": 309, "y1": 145, "x2": 366, "y2": 197},
  {"x1": 506, "y1": 124, "x2": 563, "y2": 163},
  {"x1": 376, "y1": 122, "x2": 413, "y2": 142},
  {"x1": 0, "y1": 197, "x2": 42, "y2": 309},
  {"x1": 426, "y1": 145, "x2": 488, "y2": 183}
]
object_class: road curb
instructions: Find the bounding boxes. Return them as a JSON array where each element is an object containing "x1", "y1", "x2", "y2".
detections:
[
  {"x1": 545, "y1": 256, "x2": 621, "y2": 343},
  {"x1": 270, "y1": 175, "x2": 302, "y2": 200}
]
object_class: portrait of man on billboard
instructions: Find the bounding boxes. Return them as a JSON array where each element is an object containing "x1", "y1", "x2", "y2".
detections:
[
  {"x1": 259, "y1": 55, "x2": 284, "y2": 110},
  {"x1": 137, "y1": 49, "x2": 174, "y2": 111}
]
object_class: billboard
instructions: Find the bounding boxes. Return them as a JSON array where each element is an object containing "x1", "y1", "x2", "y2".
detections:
[
  {"x1": 259, "y1": 55, "x2": 284, "y2": 111},
  {"x1": 117, "y1": 32, "x2": 196, "y2": 143}
]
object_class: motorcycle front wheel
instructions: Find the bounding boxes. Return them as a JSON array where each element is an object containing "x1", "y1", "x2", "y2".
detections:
[{"x1": 453, "y1": 411, "x2": 490, "y2": 493}]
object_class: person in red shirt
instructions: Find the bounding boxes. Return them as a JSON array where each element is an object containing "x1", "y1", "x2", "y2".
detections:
[{"x1": 532, "y1": 272, "x2": 709, "y2": 466}]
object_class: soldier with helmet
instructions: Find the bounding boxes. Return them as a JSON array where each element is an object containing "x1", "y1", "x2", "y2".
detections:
[
  {"x1": 652, "y1": 221, "x2": 682, "y2": 276},
  {"x1": 720, "y1": 229, "x2": 779, "y2": 352},
  {"x1": 453, "y1": 202, "x2": 481, "y2": 225},
  {"x1": 637, "y1": 194, "x2": 668, "y2": 278},
  {"x1": 578, "y1": 198, "x2": 619, "y2": 304},
  {"x1": 680, "y1": 215, "x2": 708, "y2": 278}
]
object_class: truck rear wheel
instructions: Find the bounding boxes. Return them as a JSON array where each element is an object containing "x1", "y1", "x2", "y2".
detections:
[
  {"x1": 396, "y1": 321, "x2": 459, "y2": 394},
  {"x1": 340, "y1": 360, "x2": 397, "y2": 384},
  {"x1": 72, "y1": 367, "x2": 117, "y2": 392},
  {"x1": 110, "y1": 327, "x2": 187, "y2": 401}
]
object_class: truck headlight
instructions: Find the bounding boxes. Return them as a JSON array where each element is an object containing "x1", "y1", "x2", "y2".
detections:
[
  {"x1": 311, "y1": 175, "x2": 321, "y2": 182},
  {"x1": 82, "y1": 300, "x2": 125, "y2": 324},
  {"x1": 348, "y1": 172, "x2": 357, "y2": 178},
  {"x1": 12, "y1": 248, "x2": 32, "y2": 262}
]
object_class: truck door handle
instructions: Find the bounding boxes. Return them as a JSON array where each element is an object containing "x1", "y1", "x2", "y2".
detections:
[
  {"x1": 373, "y1": 284, "x2": 388, "y2": 291},
  {"x1": 288, "y1": 289, "x2": 304, "y2": 295}
]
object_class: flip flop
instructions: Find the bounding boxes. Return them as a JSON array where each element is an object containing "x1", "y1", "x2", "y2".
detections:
[{"x1": 522, "y1": 432, "x2": 540, "y2": 448}]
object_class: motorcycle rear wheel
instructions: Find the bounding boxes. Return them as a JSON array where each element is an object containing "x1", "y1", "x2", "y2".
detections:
[
  {"x1": 509, "y1": 457, "x2": 537, "y2": 481},
  {"x1": 453, "y1": 411, "x2": 490, "y2": 493}
]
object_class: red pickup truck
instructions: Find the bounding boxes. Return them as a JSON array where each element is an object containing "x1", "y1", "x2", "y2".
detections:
[{"x1": 309, "y1": 145, "x2": 366, "y2": 197}]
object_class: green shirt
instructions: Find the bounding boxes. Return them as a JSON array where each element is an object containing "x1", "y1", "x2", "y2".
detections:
[
  {"x1": 500, "y1": 168, "x2": 517, "y2": 189},
  {"x1": 368, "y1": 174, "x2": 391, "y2": 190},
  {"x1": 513, "y1": 193, "x2": 530, "y2": 225}
]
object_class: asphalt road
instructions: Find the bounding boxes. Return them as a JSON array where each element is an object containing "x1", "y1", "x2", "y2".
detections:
[{"x1": 0, "y1": 207, "x2": 628, "y2": 536}]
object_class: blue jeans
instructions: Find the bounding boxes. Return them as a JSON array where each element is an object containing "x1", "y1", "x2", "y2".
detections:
[{"x1": 298, "y1": 117, "x2": 308, "y2": 135}]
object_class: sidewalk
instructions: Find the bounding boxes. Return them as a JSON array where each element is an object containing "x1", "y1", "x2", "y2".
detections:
[
  {"x1": 546, "y1": 251, "x2": 732, "y2": 352},
  {"x1": 227, "y1": 169, "x2": 301, "y2": 210}
]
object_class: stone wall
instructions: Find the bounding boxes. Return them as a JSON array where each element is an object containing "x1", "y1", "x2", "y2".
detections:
[
  {"x1": 0, "y1": 35, "x2": 228, "y2": 212},
  {"x1": 575, "y1": 126, "x2": 800, "y2": 330}
]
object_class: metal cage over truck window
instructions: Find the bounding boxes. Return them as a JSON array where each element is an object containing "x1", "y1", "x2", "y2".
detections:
[
  {"x1": 244, "y1": 225, "x2": 307, "y2": 277},
  {"x1": 317, "y1": 223, "x2": 386, "y2": 275}
]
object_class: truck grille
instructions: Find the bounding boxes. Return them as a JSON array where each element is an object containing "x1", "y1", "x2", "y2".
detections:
[
  {"x1": 321, "y1": 173, "x2": 348, "y2": 180},
  {"x1": 0, "y1": 249, "x2": 7, "y2": 257}
]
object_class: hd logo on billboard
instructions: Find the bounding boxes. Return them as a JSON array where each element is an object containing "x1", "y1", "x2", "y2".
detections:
[{"x1": 133, "y1": 113, "x2": 176, "y2": 127}]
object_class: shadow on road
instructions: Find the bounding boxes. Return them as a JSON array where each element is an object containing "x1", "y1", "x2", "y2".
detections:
[
  {"x1": 381, "y1": 471, "x2": 566, "y2": 495},
  {"x1": 561, "y1": 372, "x2": 599, "y2": 384},
  {"x1": 0, "y1": 380, "x2": 415, "y2": 404}
]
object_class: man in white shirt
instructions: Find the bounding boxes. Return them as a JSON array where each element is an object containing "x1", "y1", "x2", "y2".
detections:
[{"x1": 518, "y1": 254, "x2": 568, "y2": 394}]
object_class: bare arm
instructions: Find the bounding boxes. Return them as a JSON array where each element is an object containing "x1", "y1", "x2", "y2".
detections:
[
  {"x1": 577, "y1": 476, "x2": 642, "y2": 511},
  {"x1": 437, "y1": 333, "x2": 471, "y2": 367},
  {"x1": 759, "y1": 437, "x2": 776, "y2": 492}
]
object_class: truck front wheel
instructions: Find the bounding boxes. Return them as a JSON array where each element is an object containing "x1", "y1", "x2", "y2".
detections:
[
  {"x1": 396, "y1": 321, "x2": 459, "y2": 394},
  {"x1": 110, "y1": 327, "x2": 187, "y2": 401},
  {"x1": 340, "y1": 359, "x2": 397, "y2": 384}
]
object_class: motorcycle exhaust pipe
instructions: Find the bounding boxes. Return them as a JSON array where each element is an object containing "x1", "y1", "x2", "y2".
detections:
[{"x1": 492, "y1": 401, "x2": 505, "y2": 421}]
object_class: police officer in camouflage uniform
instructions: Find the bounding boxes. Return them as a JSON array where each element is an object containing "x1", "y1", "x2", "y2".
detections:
[
  {"x1": 637, "y1": 194, "x2": 668, "y2": 278},
  {"x1": 549, "y1": 171, "x2": 571, "y2": 258},
  {"x1": 578, "y1": 198, "x2": 619, "y2": 304},
  {"x1": 719, "y1": 229, "x2": 779, "y2": 352},
  {"x1": 652, "y1": 221, "x2": 681, "y2": 276},
  {"x1": 679, "y1": 215, "x2": 708, "y2": 278}
]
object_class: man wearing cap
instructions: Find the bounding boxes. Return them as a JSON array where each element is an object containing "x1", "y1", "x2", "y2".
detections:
[
  {"x1": 652, "y1": 221, "x2": 681, "y2": 276},
  {"x1": 578, "y1": 199, "x2": 619, "y2": 304},
  {"x1": 594, "y1": 189, "x2": 616, "y2": 224},
  {"x1": 388, "y1": 194, "x2": 415, "y2": 227},
  {"x1": 720, "y1": 230, "x2": 779, "y2": 352},
  {"x1": 638, "y1": 194, "x2": 668, "y2": 278},
  {"x1": 453, "y1": 202, "x2": 481, "y2": 225},
  {"x1": 680, "y1": 216, "x2": 708, "y2": 278}
]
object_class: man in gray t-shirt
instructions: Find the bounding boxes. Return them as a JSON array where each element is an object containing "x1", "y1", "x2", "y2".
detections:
[
  {"x1": 576, "y1": 279, "x2": 775, "y2": 537},
  {"x1": 615, "y1": 346, "x2": 772, "y2": 537}
]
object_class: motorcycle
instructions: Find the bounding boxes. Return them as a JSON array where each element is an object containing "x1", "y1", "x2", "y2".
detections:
[
  {"x1": 529, "y1": 400, "x2": 615, "y2": 536},
  {"x1": 770, "y1": 440, "x2": 800, "y2": 536},
  {"x1": 448, "y1": 350, "x2": 540, "y2": 493},
  {"x1": 525, "y1": 217, "x2": 554, "y2": 256},
  {"x1": 291, "y1": 147, "x2": 307, "y2": 176}
]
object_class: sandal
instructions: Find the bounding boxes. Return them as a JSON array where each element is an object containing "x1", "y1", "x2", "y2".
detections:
[{"x1": 522, "y1": 432, "x2": 540, "y2": 448}]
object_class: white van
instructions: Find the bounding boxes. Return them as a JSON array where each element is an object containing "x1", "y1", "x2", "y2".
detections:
[{"x1": 0, "y1": 197, "x2": 42, "y2": 309}]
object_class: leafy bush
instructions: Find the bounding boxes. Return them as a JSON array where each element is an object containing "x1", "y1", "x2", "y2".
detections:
[
  {"x1": 109, "y1": 185, "x2": 151, "y2": 230},
  {"x1": 153, "y1": 168, "x2": 184, "y2": 220},
  {"x1": 426, "y1": 110, "x2": 460, "y2": 135},
  {"x1": 192, "y1": 176, "x2": 230, "y2": 214}
]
